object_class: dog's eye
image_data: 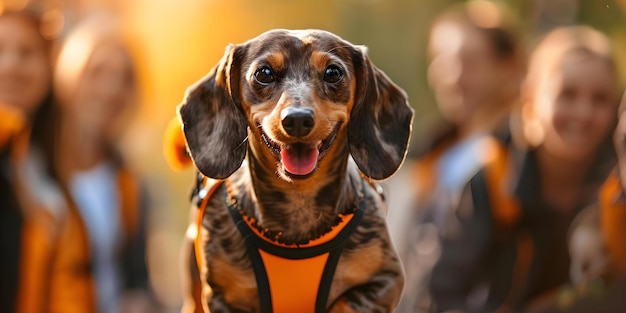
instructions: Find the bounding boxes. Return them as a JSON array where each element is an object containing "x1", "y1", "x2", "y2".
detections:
[
  {"x1": 254, "y1": 67, "x2": 275, "y2": 85},
  {"x1": 323, "y1": 65, "x2": 343, "y2": 84}
]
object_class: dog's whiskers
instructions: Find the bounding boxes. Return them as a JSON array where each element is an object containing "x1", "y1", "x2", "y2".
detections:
[
  {"x1": 316, "y1": 210, "x2": 324, "y2": 221},
  {"x1": 234, "y1": 136, "x2": 249, "y2": 150}
]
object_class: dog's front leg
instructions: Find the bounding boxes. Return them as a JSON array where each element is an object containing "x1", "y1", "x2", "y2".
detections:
[{"x1": 328, "y1": 270, "x2": 404, "y2": 313}]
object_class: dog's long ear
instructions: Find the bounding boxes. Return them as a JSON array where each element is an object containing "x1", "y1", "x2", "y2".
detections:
[
  {"x1": 348, "y1": 46, "x2": 414, "y2": 180},
  {"x1": 177, "y1": 44, "x2": 248, "y2": 179}
]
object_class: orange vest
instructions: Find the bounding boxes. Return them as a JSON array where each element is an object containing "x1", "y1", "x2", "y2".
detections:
[
  {"x1": 412, "y1": 139, "x2": 454, "y2": 204},
  {"x1": 598, "y1": 171, "x2": 626, "y2": 278},
  {"x1": 476, "y1": 137, "x2": 534, "y2": 311},
  {"x1": 25, "y1": 165, "x2": 142, "y2": 313},
  {"x1": 406, "y1": 135, "x2": 530, "y2": 312},
  {"x1": 194, "y1": 179, "x2": 364, "y2": 313},
  {"x1": 408, "y1": 135, "x2": 532, "y2": 311},
  {"x1": 2, "y1": 106, "x2": 144, "y2": 313},
  {"x1": 49, "y1": 165, "x2": 144, "y2": 313}
]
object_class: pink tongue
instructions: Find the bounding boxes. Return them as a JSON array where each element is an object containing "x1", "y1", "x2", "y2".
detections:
[{"x1": 280, "y1": 144, "x2": 319, "y2": 175}]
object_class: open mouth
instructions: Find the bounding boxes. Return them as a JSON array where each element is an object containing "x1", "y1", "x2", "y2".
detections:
[{"x1": 260, "y1": 122, "x2": 342, "y2": 177}]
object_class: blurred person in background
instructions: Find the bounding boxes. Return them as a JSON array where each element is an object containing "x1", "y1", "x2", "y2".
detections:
[
  {"x1": 0, "y1": 8, "x2": 69, "y2": 313},
  {"x1": 393, "y1": 1, "x2": 526, "y2": 311},
  {"x1": 51, "y1": 13, "x2": 157, "y2": 313},
  {"x1": 428, "y1": 25, "x2": 619, "y2": 313},
  {"x1": 530, "y1": 90, "x2": 626, "y2": 313}
]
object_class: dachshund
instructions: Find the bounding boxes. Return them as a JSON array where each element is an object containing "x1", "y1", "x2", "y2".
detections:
[{"x1": 177, "y1": 29, "x2": 414, "y2": 313}]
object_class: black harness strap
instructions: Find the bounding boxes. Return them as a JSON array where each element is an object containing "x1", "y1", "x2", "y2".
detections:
[{"x1": 225, "y1": 180, "x2": 367, "y2": 313}]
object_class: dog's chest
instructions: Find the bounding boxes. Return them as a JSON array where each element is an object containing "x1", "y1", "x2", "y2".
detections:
[{"x1": 200, "y1": 185, "x2": 390, "y2": 312}]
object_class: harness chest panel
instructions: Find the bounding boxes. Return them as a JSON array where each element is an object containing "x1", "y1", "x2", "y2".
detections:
[
  {"x1": 228, "y1": 202, "x2": 363, "y2": 313},
  {"x1": 195, "y1": 179, "x2": 364, "y2": 313},
  {"x1": 258, "y1": 250, "x2": 328, "y2": 312}
]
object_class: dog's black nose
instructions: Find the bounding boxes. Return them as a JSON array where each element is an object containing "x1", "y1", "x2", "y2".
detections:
[{"x1": 281, "y1": 107, "x2": 315, "y2": 137}]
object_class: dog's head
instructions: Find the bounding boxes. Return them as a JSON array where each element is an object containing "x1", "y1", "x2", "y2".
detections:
[{"x1": 178, "y1": 29, "x2": 413, "y2": 181}]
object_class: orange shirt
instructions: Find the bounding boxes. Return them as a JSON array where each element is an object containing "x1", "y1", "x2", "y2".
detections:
[{"x1": 598, "y1": 171, "x2": 626, "y2": 278}]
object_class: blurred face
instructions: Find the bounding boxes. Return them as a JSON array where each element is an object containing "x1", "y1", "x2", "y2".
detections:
[
  {"x1": 531, "y1": 53, "x2": 616, "y2": 162},
  {"x1": 70, "y1": 43, "x2": 135, "y2": 139},
  {"x1": 427, "y1": 21, "x2": 511, "y2": 125},
  {"x1": 0, "y1": 14, "x2": 50, "y2": 114}
]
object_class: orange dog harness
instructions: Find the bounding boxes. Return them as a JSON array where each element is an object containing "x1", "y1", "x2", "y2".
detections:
[{"x1": 194, "y1": 178, "x2": 364, "y2": 313}]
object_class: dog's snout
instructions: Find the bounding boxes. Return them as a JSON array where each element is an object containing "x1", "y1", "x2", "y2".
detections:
[{"x1": 281, "y1": 107, "x2": 315, "y2": 137}]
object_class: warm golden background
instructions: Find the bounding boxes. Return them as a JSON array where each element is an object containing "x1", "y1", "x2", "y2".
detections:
[{"x1": 3, "y1": 0, "x2": 626, "y2": 311}]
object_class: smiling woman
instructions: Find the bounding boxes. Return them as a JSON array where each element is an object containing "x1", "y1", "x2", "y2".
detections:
[
  {"x1": 521, "y1": 26, "x2": 618, "y2": 157},
  {"x1": 50, "y1": 13, "x2": 157, "y2": 313},
  {"x1": 0, "y1": 8, "x2": 65, "y2": 313}
]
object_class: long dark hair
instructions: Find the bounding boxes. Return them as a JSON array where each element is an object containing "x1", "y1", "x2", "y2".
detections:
[
  {"x1": 1, "y1": 9, "x2": 60, "y2": 179},
  {"x1": 30, "y1": 93, "x2": 61, "y2": 179}
]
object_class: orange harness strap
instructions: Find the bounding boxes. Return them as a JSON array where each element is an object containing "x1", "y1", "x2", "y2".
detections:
[
  {"x1": 192, "y1": 176, "x2": 366, "y2": 313},
  {"x1": 194, "y1": 178, "x2": 222, "y2": 273},
  {"x1": 228, "y1": 203, "x2": 363, "y2": 313}
]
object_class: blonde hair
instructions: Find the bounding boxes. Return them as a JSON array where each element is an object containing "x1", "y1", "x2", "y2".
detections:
[
  {"x1": 519, "y1": 26, "x2": 618, "y2": 148},
  {"x1": 53, "y1": 12, "x2": 136, "y2": 105},
  {"x1": 524, "y1": 25, "x2": 616, "y2": 98}
]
